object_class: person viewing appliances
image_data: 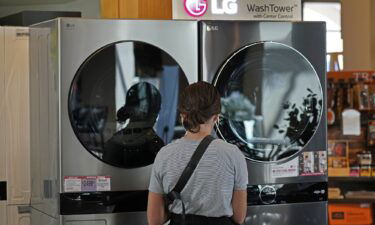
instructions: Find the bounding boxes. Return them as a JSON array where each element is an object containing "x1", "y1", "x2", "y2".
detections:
[{"x1": 147, "y1": 81, "x2": 248, "y2": 225}]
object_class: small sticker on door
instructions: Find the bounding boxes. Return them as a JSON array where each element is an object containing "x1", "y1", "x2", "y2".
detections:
[
  {"x1": 64, "y1": 176, "x2": 111, "y2": 192},
  {"x1": 96, "y1": 176, "x2": 111, "y2": 191},
  {"x1": 64, "y1": 177, "x2": 82, "y2": 192},
  {"x1": 81, "y1": 177, "x2": 97, "y2": 192},
  {"x1": 299, "y1": 151, "x2": 327, "y2": 176},
  {"x1": 271, "y1": 157, "x2": 299, "y2": 178}
]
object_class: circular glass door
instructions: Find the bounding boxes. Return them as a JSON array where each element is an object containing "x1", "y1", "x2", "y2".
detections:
[
  {"x1": 215, "y1": 42, "x2": 323, "y2": 162},
  {"x1": 69, "y1": 41, "x2": 188, "y2": 168}
]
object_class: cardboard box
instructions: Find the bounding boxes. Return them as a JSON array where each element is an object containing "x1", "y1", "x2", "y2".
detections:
[
  {"x1": 328, "y1": 188, "x2": 344, "y2": 199},
  {"x1": 360, "y1": 165, "x2": 372, "y2": 177},
  {"x1": 328, "y1": 141, "x2": 350, "y2": 176},
  {"x1": 329, "y1": 204, "x2": 373, "y2": 225}
]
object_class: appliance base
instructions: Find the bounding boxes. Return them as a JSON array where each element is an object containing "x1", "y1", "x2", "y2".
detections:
[{"x1": 245, "y1": 202, "x2": 327, "y2": 225}]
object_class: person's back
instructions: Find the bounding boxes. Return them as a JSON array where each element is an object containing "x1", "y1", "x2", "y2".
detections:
[
  {"x1": 151, "y1": 137, "x2": 247, "y2": 217},
  {"x1": 147, "y1": 81, "x2": 248, "y2": 225}
]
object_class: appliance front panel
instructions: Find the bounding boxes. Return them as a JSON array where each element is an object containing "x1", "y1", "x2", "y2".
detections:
[
  {"x1": 31, "y1": 207, "x2": 59, "y2": 225},
  {"x1": 62, "y1": 212, "x2": 147, "y2": 225},
  {"x1": 60, "y1": 19, "x2": 198, "y2": 192},
  {"x1": 200, "y1": 21, "x2": 327, "y2": 185},
  {"x1": 245, "y1": 202, "x2": 327, "y2": 225}
]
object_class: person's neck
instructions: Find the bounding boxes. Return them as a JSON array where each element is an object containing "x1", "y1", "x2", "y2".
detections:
[{"x1": 184, "y1": 125, "x2": 213, "y2": 141}]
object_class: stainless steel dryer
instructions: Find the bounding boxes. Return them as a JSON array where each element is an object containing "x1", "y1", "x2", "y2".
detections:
[
  {"x1": 200, "y1": 21, "x2": 327, "y2": 225},
  {"x1": 29, "y1": 18, "x2": 198, "y2": 225}
]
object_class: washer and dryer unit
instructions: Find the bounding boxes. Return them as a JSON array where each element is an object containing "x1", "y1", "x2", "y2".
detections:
[
  {"x1": 200, "y1": 21, "x2": 327, "y2": 225},
  {"x1": 29, "y1": 19, "x2": 198, "y2": 225},
  {"x1": 29, "y1": 18, "x2": 327, "y2": 225}
]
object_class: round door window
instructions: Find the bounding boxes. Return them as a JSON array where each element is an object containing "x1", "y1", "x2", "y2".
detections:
[
  {"x1": 69, "y1": 41, "x2": 188, "y2": 168},
  {"x1": 215, "y1": 42, "x2": 323, "y2": 162}
]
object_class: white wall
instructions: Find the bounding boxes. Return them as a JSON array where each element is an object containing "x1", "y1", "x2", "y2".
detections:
[{"x1": 0, "y1": 0, "x2": 100, "y2": 18}]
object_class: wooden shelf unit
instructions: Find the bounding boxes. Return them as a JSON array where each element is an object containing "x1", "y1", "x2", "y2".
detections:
[{"x1": 329, "y1": 177, "x2": 375, "y2": 182}]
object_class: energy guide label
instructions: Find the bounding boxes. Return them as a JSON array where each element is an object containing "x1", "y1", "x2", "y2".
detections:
[
  {"x1": 271, "y1": 157, "x2": 299, "y2": 178},
  {"x1": 64, "y1": 176, "x2": 111, "y2": 192}
]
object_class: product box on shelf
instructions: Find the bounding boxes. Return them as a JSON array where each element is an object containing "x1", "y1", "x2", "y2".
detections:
[
  {"x1": 328, "y1": 187, "x2": 344, "y2": 199},
  {"x1": 349, "y1": 166, "x2": 360, "y2": 177},
  {"x1": 360, "y1": 165, "x2": 372, "y2": 177},
  {"x1": 358, "y1": 151, "x2": 372, "y2": 176},
  {"x1": 328, "y1": 204, "x2": 373, "y2": 225},
  {"x1": 368, "y1": 120, "x2": 375, "y2": 146},
  {"x1": 328, "y1": 140, "x2": 350, "y2": 177}
]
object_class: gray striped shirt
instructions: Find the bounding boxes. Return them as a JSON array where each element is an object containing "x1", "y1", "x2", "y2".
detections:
[{"x1": 149, "y1": 137, "x2": 248, "y2": 217}]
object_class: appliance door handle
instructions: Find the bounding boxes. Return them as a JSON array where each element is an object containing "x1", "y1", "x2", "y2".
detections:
[{"x1": 18, "y1": 206, "x2": 31, "y2": 214}]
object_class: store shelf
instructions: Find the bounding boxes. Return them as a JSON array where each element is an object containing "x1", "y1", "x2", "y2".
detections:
[
  {"x1": 329, "y1": 177, "x2": 375, "y2": 182},
  {"x1": 329, "y1": 198, "x2": 375, "y2": 204}
]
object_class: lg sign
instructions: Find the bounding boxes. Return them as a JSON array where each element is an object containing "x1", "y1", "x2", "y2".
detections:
[
  {"x1": 212, "y1": 0, "x2": 238, "y2": 14},
  {"x1": 184, "y1": 0, "x2": 238, "y2": 17},
  {"x1": 184, "y1": 0, "x2": 208, "y2": 17}
]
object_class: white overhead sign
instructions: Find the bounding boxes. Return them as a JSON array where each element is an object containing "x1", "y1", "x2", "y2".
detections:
[{"x1": 173, "y1": 0, "x2": 301, "y2": 21}]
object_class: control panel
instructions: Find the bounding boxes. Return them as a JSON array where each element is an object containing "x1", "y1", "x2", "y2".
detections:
[{"x1": 247, "y1": 182, "x2": 327, "y2": 205}]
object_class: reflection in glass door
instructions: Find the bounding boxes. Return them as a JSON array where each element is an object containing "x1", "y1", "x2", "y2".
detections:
[
  {"x1": 69, "y1": 41, "x2": 188, "y2": 168},
  {"x1": 215, "y1": 42, "x2": 323, "y2": 162}
]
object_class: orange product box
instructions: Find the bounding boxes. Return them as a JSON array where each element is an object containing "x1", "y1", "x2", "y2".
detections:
[{"x1": 329, "y1": 204, "x2": 373, "y2": 225}]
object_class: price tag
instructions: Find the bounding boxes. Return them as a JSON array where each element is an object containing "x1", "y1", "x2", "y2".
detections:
[
  {"x1": 96, "y1": 176, "x2": 111, "y2": 191},
  {"x1": 81, "y1": 177, "x2": 97, "y2": 192},
  {"x1": 271, "y1": 157, "x2": 299, "y2": 178},
  {"x1": 64, "y1": 176, "x2": 111, "y2": 192},
  {"x1": 64, "y1": 177, "x2": 82, "y2": 192}
]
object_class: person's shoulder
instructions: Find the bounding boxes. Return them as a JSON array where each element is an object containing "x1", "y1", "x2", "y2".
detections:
[
  {"x1": 212, "y1": 139, "x2": 245, "y2": 159},
  {"x1": 212, "y1": 139, "x2": 239, "y2": 152},
  {"x1": 156, "y1": 138, "x2": 183, "y2": 159}
]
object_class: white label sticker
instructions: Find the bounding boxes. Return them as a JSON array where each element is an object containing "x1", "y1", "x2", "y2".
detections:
[
  {"x1": 64, "y1": 176, "x2": 111, "y2": 192},
  {"x1": 64, "y1": 177, "x2": 82, "y2": 192},
  {"x1": 271, "y1": 157, "x2": 299, "y2": 178},
  {"x1": 96, "y1": 176, "x2": 111, "y2": 191}
]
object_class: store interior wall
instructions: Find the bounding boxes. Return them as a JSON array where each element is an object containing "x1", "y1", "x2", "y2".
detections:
[
  {"x1": 0, "y1": 0, "x2": 100, "y2": 18},
  {"x1": 342, "y1": 0, "x2": 375, "y2": 70}
]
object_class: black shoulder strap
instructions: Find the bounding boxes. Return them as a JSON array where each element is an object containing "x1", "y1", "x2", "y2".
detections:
[{"x1": 166, "y1": 135, "x2": 215, "y2": 202}]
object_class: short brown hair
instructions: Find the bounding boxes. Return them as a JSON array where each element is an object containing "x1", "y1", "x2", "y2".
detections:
[{"x1": 178, "y1": 81, "x2": 221, "y2": 133}]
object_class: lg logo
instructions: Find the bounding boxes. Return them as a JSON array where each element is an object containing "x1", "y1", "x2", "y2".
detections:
[
  {"x1": 206, "y1": 25, "x2": 219, "y2": 31},
  {"x1": 184, "y1": 0, "x2": 238, "y2": 17},
  {"x1": 184, "y1": 0, "x2": 208, "y2": 17},
  {"x1": 212, "y1": 0, "x2": 238, "y2": 15}
]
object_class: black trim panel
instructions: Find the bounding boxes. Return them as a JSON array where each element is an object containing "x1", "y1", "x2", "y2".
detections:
[
  {"x1": 60, "y1": 190, "x2": 148, "y2": 215},
  {"x1": 247, "y1": 182, "x2": 327, "y2": 205}
]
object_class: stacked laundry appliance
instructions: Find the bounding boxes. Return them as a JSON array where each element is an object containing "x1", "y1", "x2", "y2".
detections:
[{"x1": 29, "y1": 18, "x2": 327, "y2": 225}]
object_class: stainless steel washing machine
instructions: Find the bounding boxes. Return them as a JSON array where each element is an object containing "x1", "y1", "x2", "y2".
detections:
[
  {"x1": 200, "y1": 21, "x2": 328, "y2": 225},
  {"x1": 29, "y1": 18, "x2": 198, "y2": 225}
]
